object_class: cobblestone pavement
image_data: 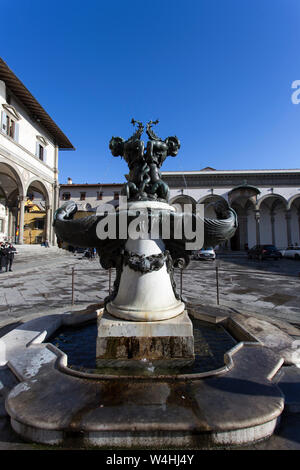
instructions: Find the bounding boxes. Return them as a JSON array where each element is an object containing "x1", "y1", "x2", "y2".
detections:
[{"x1": 0, "y1": 247, "x2": 300, "y2": 327}]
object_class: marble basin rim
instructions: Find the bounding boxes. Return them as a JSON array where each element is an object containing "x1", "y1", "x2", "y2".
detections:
[
  {"x1": 0, "y1": 306, "x2": 281, "y2": 383},
  {"x1": 2, "y1": 306, "x2": 286, "y2": 448}
]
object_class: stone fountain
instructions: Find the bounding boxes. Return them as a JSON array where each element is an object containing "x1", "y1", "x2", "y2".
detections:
[{"x1": 2, "y1": 120, "x2": 285, "y2": 449}]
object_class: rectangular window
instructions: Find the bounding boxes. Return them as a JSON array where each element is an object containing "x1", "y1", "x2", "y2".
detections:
[
  {"x1": 80, "y1": 192, "x2": 86, "y2": 201},
  {"x1": 4, "y1": 115, "x2": 15, "y2": 139},
  {"x1": 39, "y1": 144, "x2": 44, "y2": 161},
  {"x1": 1, "y1": 110, "x2": 19, "y2": 142},
  {"x1": 62, "y1": 193, "x2": 71, "y2": 201},
  {"x1": 97, "y1": 191, "x2": 103, "y2": 200},
  {"x1": 8, "y1": 118, "x2": 15, "y2": 138}
]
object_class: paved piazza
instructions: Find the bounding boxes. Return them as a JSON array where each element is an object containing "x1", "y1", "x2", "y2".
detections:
[
  {"x1": 1, "y1": 246, "x2": 300, "y2": 450},
  {"x1": 0, "y1": 246, "x2": 299, "y2": 328}
]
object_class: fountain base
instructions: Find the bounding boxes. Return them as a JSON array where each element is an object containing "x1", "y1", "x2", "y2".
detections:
[
  {"x1": 3, "y1": 309, "x2": 286, "y2": 448},
  {"x1": 96, "y1": 310, "x2": 195, "y2": 368}
]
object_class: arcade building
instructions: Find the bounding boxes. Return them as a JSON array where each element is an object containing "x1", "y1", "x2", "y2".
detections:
[
  {"x1": 60, "y1": 167, "x2": 300, "y2": 251},
  {"x1": 0, "y1": 58, "x2": 74, "y2": 245}
]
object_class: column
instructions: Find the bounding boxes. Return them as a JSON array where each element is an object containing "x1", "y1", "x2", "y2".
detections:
[
  {"x1": 298, "y1": 210, "x2": 300, "y2": 244},
  {"x1": 285, "y1": 210, "x2": 292, "y2": 247},
  {"x1": 270, "y1": 211, "x2": 275, "y2": 246},
  {"x1": 18, "y1": 196, "x2": 25, "y2": 244},
  {"x1": 45, "y1": 205, "x2": 52, "y2": 243},
  {"x1": 254, "y1": 210, "x2": 260, "y2": 245},
  {"x1": 239, "y1": 215, "x2": 247, "y2": 249},
  {"x1": 8, "y1": 210, "x2": 14, "y2": 242},
  {"x1": 52, "y1": 144, "x2": 59, "y2": 246}
]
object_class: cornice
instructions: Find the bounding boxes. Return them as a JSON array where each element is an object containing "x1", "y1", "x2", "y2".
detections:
[{"x1": 0, "y1": 142, "x2": 55, "y2": 185}]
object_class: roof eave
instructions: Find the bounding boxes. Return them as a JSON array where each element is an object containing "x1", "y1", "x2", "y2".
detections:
[{"x1": 0, "y1": 58, "x2": 75, "y2": 150}]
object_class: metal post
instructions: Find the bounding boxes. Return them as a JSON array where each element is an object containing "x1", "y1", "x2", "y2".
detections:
[
  {"x1": 180, "y1": 268, "x2": 183, "y2": 298},
  {"x1": 71, "y1": 267, "x2": 75, "y2": 305},
  {"x1": 109, "y1": 268, "x2": 112, "y2": 295},
  {"x1": 216, "y1": 266, "x2": 220, "y2": 305}
]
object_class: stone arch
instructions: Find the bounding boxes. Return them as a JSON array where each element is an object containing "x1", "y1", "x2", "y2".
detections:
[
  {"x1": 25, "y1": 177, "x2": 51, "y2": 205},
  {"x1": 287, "y1": 194, "x2": 300, "y2": 210},
  {"x1": 197, "y1": 194, "x2": 227, "y2": 205},
  {"x1": 169, "y1": 194, "x2": 197, "y2": 206},
  {"x1": 256, "y1": 193, "x2": 288, "y2": 211},
  {"x1": 0, "y1": 157, "x2": 26, "y2": 199},
  {"x1": 169, "y1": 194, "x2": 197, "y2": 213},
  {"x1": 0, "y1": 159, "x2": 26, "y2": 242},
  {"x1": 287, "y1": 194, "x2": 300, "y2": 246},
  {"x1": 24, "y1": 178, "x2": 52, "y2": 245},
  {"x1": 196, "y1": 194, "x2": 227, "y2": 220},
  {"x1": 257, "y1": 194, "x2": 288, "y2": 248}
]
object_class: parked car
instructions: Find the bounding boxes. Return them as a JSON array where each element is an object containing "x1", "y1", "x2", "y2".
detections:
[
  {"x1": 247, "y1": 244, "x2": 282, "y2": 260},
  {"x1": 279, "y1": 246, "x2": 300, "y2": 260},
  {"x1": 193, "y1": 247, "x2": 216, "y2": 260}
]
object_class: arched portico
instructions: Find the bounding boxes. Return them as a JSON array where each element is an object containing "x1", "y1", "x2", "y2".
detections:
[
  {"x1": 169, "y1": 194, "x2": 197, "y2": 212},
  {"x1": 24, "y1": 179, "x2": 52, "y2": 244},
  {"x1": 0, "y1": 159, "x2": 26, "y2": 243},
  {"x1": 256, "y1": 194, "x2": 289, "y2": 248},
  {"x1": 287, "y1": 195, "x2": 300, "y2": 246},
  {"x1": 0, "y1": 156, "x2": 54, "y2": 244},
  {"x1": 197, "y1": 194, "x2": 227, "y2": 218}
]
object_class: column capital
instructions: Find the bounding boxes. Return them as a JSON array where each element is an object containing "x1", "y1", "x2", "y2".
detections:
[{"x1": 254, "y1": 210, "x2": 260, "y2": 221}]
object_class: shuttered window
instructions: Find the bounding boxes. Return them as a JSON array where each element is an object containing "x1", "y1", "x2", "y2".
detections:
[{"x1": 1, "y1": 111, "x2": 19, "y2": 142}]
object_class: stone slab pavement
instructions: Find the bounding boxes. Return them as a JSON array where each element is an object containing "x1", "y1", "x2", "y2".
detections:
[
  {"x1": 1, "y1": 247, "x2": 300, "y2": 450},
  {"x1": 0, "y1": 246, "x2": 300, "y2": 329},
  {"x1": 178, "y1": 256, "x2": 300, "y2": 327},
  {"x1": 0, "y1": 246, "x2": 108, "y2": 328}
]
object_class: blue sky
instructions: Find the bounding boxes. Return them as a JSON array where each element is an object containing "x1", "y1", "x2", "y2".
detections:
[{"x1": 2, "y1": 0, "x2": 300, "y2": 184}]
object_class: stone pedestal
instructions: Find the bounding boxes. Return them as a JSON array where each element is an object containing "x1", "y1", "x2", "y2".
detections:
[{"x1": 96, "y1": 310, "x2": 194, "y2": 368}]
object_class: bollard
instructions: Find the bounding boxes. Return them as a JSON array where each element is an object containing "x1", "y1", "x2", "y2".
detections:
[
  {"x1": 71, "y1": 267, "x2": 75, "y2": 305},
  {"x1": 109, "y1": 268, "x2": 112, "y2": 295},
  {"x1": 216, "y1": 266, "x2": 220, "y2": 305},
  {"x1": 180, "y1": 268, "x2": 183, "y2": 298}
]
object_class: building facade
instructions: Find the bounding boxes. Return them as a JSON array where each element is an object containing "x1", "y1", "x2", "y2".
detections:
[
  {"x1": 60, "y1": 167, "x2": 300, "y2": 250},
  {"x1": 0, "y1": 58, "x2": 74, "y2": 244},
  {"x1": 60, "y1": 178, "x2": 123, "y2": 212}
]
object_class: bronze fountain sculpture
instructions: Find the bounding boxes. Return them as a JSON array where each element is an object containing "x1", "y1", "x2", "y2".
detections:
[{"x1": 53, "y1": 119, "x2": 238, "y2": 311}]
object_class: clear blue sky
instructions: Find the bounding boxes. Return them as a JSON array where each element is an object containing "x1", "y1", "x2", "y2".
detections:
[{"x1": 2, "y1": 0, "x2": 300, "y2": 184}]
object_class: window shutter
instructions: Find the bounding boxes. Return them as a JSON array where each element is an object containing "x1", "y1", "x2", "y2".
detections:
[
  {"x1": 43, "y1": 148, "x2": 47, "y2": 164},
  {"x1": 1, "y1": 111, "x2": 7, "y2": 132},
  {"x1": 14, "y1": 122, "x2": 19, "y2": 142},
  {"x1": 35, "y1": 141, "x2": 39, "y2": 157}
]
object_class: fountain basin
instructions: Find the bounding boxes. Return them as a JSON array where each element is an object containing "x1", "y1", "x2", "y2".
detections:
[{"x1": 2, "y1": 308, "x2": 284, "y2": 448}]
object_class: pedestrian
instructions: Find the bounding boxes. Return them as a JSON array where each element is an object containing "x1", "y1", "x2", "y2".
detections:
[
  {"x1": 6, "y1": 243, "x2": 17, "y2": 272},
  {"x1": 0, "y1": 242, "x2": 5, "y2": 272},
  {"x1": 45, "y1": 239, "x2": 49, "y2": 248},
  {"x1": 0, "y1": 243, "x2": 9, "y2": 272}
]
